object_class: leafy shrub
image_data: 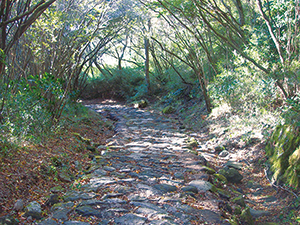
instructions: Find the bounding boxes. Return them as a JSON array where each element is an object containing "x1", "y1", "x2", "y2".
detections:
[
  {"x1": 0, "y1": 73, "x2": 77, "y2": 142},
  {"x1": 209, "y1": 68, "x2": 277, "y2": 111},
  {"x1": 82, "y1": 67, "x2": 145, "y2": 100}
]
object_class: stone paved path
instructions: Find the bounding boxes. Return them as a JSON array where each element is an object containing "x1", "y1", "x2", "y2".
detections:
[{"x1": 40, "y1": 102, "x2": 230, "y2": 225}]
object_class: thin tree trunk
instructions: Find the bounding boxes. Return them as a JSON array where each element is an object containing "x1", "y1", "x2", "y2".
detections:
[{"x1": 144, "y1": 37, "x2": 150, "y2": 93}]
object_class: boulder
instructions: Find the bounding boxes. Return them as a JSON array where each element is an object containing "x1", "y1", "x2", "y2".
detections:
[
  {"x1": 265, "y1": 124, "x2": 300, "y2": 187},
  {"x1": 219, "y1": 167, "x2": 243, "y2": 183}
]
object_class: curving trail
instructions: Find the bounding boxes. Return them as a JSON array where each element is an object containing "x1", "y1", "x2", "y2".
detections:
[{"x1": 40, "y1": 101, "x2": 230, "y2": 225}]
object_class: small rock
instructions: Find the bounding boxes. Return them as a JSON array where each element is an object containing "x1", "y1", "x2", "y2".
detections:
[
  {"x1": 219, "y1": 167, "x2": 243, "y2": 183},
  {"x1": 174, "y1": 172, "x2": 184, "y2": 180},
  {"x1": 63, "y1": 191, "x2": 97, "y2": 201},
  {"x1": 114, "y1": 213, "x2": 147, "y2": 224},
  {"x1": 103, "y1": 166, "x2": 116, "y2": 172},
  {"x1": 0, "y1": 215, "x2": 19, "y2": 225},
  {"x1": 250, "y1": 208, "x2": 271, "y2": 218},
  {"x1": 102, "y1": 193, "x2": 124, "y2": 199},
  {"x1": 215, "y1": 145, "x2": 225, "y2": 152},
  {"x1": 219, "y1": 150, "x2": 229, "y2": 157},
  {"x1": 225, "y1": 161, "x2": 243, "y2": 170},
  {"x1": 92, "y1": 168, "x2": 107, "y2": 176},
  {"x1": 181, "y1": 186, "x2": 199, "y2": 194},
  {"x1": 188, "y1": 180, "x2": 213, "y2": 192},
  {"x1": 232, "y1": 195, "x2": 246, "y2": 207},
  {"x1": 241, "y1": 207, "x2": 254, "y2": 225},
  {"x1": 199, "y1": 209, "x2": 224, "y2": 224},
  {"x1": 45, "y1": 194, "x2": 60, "y2": 206},
  {"x1": 186, "y1": 138, "x2": 198, "y2": 149},
  {"x1": 75, "y1": 206, "x2": 101, "y2": 217},
  {"x1": 25, "y1": 201, "x2": 42, "y2": 219},
  {"x1": 13, "y1": 199, "x2": 24, "y2": 211},
  {"x1": 51, "y1": 202, "x2": 74, "y2": 211},
  {"x1": 38, "y1": 218, "x2": 59, "y2": 225},
  {"x1": 58, "y1": 170, "x2": 72, "y2": 182},
  {"x1": 153, "y1": 184, "x2": 177, "y2": 193}
]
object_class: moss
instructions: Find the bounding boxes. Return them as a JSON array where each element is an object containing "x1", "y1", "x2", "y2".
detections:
[
  {"x1": 240, "y1": 207, "x2": 254, "y2": 225},
  {"x1": 202, "y1": 166, "x2": 216, "y2": 174},
  {"x1": 214, "y1": 173, "x2": 228, "y2": 184},
  {"x1": 209, "y1": 184, "x2": 217, "y2": 193},
  {"x1": 232, "y1": 195, "x2": 246, "y2": 207},
  {"x1": 186, "y1": 138, "x2": 198, "y2": 149},
  {"x1": 216, "y1": 188, "x2": 231, "y2": 199},
  {"x1": 162, "y1": 105, "x2": 175, "y2": 114},
  {"x1": 266, "y1": 124, "x2": 300, "y2": 188},
  {"x1": 234, "y1": 206, "x2": 242, "y2": 215}
]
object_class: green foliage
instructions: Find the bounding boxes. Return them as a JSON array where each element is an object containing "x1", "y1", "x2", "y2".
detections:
[
  {"x1": 0, "y1": 48, "x2": 5, "y2": 64},
  {"x1": 284, "y1": 93, "x2": 300, "y2": 126},
  {"x1": 209, "y1": 68, "x2": 277, "y2": 111},
  {"x1": 0, "y1": 72, "x2": 84, "y2": 143},
  {"x1": 83, "y1": 67, "x2": 145, "y2": 100},
  {"x1": 0, "y1": 140, "x2": 18, "y2": 159}
]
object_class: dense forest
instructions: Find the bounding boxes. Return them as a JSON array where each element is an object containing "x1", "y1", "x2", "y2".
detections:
[{"x1": 0, "y1": 0, "x2": 299, "y2": 224}]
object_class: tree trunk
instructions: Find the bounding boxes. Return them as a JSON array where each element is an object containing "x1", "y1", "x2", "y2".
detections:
[
  {"x1": 197, "y1": 71, "x2": 212, "y2": 113},
  {"x1": 144, "y1": 37, "x2": 151, "y2": 93}
]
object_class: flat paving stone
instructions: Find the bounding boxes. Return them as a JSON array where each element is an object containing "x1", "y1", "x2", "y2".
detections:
[
  {"x1": 114, "y1": 213, "x2": 147, "y2": 224},
  {"x1": 41, "y1": 102, "x2": 231, "y2": 224}
]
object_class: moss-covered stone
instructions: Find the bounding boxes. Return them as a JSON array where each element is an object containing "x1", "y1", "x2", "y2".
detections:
[
  {"x1": 240, "y1": 207, "x2": 254, "y2": 225},
  {"x1": 134, "y1": 99, "x2": 148, "y2": 108},
  {"x1": 228, "y1": 216, "x2": 239, "y2": 225},
  {"x1": 234, "y1": 206, "x2": 242, "y2": 215},
  {"x1": 201, "y1": 166, "x2": 216, "y2": 174},
  {"x1": 232, "y1": 195, "x2": 246, "y2": 207},
  {"x1": 162, "y1": 105, "x2": 175, "y2": 114},
  {"x1": 265, "y1": 124, "x2": 300, "y2": 187},
  {"x1": 186, "y1": 138, "x2": 198, "y2": 149},
  {"x1": 216, "y1": 188, "x2": 231, "y2": 199},
  {"x1": 219, "y1": 167, "x2": 243, "y2": 183},
  {"x1": 213, "y1": 173, "x2": 228, "y2": 184}
]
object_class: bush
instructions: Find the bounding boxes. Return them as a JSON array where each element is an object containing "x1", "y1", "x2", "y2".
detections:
[
  {"x1": 0, "y1": 73, "x2": 82, "y2": 143},
  {"x1": 209, "y1": 68, "x2": 277, "y2": 111},
  {"x1": 82, "y1": 67, "x2": 145, "y2": 100}
]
